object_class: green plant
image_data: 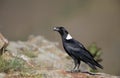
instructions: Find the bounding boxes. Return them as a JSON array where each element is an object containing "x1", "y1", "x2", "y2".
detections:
[
  {"x1": 0, "y1": 56, "x2": 26, "y2": 73},
  {"x1": 20, "y1": 72, "x2": 43, "y2": 78},
  {"x1": 20, "y1": 48, "x2": 38, "y2": 58},
  {"x1": 23, "y1": 51, "x2": 37, "y2": 58},
  {"x1": 0, "y1": 56, "x2": 10, "y2": 72},
  {"x1": 7, "y1": 58, "x2": 25, "y2": 72},
  {"x1": 87, "y1": 43, "x2": 103, "y2": 72}
]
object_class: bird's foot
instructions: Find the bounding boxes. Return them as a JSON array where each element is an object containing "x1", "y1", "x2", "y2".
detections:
[
  {"x1": 70, "y1": 69, "x2": 80, "y2": 73},
  {"x1": 81, "y1": 71, "x2": 100, "y2": 75}
]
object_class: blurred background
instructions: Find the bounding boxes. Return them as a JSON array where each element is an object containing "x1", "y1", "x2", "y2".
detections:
[{"x1": 0, "y1": 0, "x2": 120, "y2": 75}]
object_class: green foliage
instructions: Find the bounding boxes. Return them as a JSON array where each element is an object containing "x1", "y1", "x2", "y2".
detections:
[
  {"x1": 7, "y1": 58, "x2": 25, "y2": 72},
  {"x1": 20, "y1": 48, "x2": 38, "y2": 58},
  {"x1": 87, "y1": 43, "x2": 103, "y2": 72},
  {"x1": 23, "y1": 51, "x2": 37, "y2": 58},
  {"x1": 0, "y1": 56, "x2": 25, "y2": 73},
  {"x1": 19, "y1": 72, "x2": 43, "y2": 78},
  {"x1": 88, "y1": 43, "x2": 102, "y2": 62},
  {"x1": 0, "y1": 56, "x2": 10, "y2": 72}
]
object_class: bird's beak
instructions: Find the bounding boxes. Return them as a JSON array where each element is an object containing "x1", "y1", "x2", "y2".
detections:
[{"x1": 53, "y1": 27, "x2": 59, "y2": 31}]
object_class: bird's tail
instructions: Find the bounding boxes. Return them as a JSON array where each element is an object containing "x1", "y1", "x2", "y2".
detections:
[
  {"x1": 87, "y1": 59, "x2": 103, "y2": 70},
  {"x1": 87, "y1": 62, "x2": 97, "y2": 70},
  {"x1": 93, "y1": 60, "x2": 103, "y2": 69}
]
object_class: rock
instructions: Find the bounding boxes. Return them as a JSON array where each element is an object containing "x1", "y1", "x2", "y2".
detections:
[
  {"x1": 0, "y1": 35, "x2": 119, "y2": 78},
  {"x1": 0, "y1": 33, "x2": 9, "y2": 55},
  {"x1": 0, "y1": 73, "x2": 6, "y2": 78}
]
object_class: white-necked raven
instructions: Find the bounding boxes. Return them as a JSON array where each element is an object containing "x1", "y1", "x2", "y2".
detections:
[{"x1": 53, "y1": 26, "x2": 103, "y2": 72}]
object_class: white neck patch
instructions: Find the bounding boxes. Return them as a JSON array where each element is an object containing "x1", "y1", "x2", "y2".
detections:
[{"x1": 66, "y1": 34, "x2": 72, "y2": 40}]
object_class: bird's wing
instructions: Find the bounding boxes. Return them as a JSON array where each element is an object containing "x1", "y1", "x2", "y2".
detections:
[
  {"x1": 63, "y1": 39, "x2": 103, "y2": 69},
  {"x1": 64, "y1": 39, "x2": 93, "y2": 60},
  {"x1": 73, "y1": 39, "x2": 94, "y2": 58},
  {"x1": 66, "y1": 39, "x2": 103, "y2": 69}
]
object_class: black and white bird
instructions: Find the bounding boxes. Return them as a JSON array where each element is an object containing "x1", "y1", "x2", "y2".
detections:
[{"x1": 53, "y1": 26, "x2": 103, "y2": 72}]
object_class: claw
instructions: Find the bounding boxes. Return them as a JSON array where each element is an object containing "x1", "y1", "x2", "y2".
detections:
[{"x1": 70, "y1": 69, "x2": 81, "y2": 73}]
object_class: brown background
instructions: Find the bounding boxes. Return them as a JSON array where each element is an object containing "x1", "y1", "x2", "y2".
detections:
[{"x1": 0, "y1": 0, "x2": 120, "y2": 75}]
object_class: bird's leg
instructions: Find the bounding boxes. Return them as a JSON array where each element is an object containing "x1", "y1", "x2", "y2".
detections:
[
  {"x1": 71, "y1": 59, "x2": 79, "y2": 72},
  {"x1": 76, "y1": 61, "x2": 81, "y2": 72},
  {"x1": 73, "y1": 63, "x2": 77, "y2": 70},
  {"x1": 70, "y1": 59, "x2": 77, "y2": 72}
]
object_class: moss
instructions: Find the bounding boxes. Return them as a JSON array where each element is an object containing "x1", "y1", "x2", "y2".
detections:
[
  {"x1": 0, "y1": 56, "x2": 26, "y2": 73},
  {"x1": 23, "y1": 51, "x2": 38, "y2": 58},
  {"x1": 20, "y1": 48, "x2": 38, "y2": 58},
  {"x1": 20, "y1": 72, "x2": 43, "y2": 78},
  {"x1": 0, "y1": 56, "x2": 10, "y2": 72}
]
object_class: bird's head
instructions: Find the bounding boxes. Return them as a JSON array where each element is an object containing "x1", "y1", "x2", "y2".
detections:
[
  {"x1": 53, "y1": 26, "x2": 68, "y2": 35},
  {"x1": 53, "y1": 26, "x2": 72, "y2": 40}
]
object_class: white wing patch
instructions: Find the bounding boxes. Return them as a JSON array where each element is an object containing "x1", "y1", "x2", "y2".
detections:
[{"x1": 66, "y1": 34, "x2": 72, "y2": 40}]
